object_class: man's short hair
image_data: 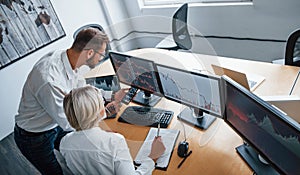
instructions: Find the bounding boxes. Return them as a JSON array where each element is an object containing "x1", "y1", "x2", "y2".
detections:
[{"x1": 71, "y1": 27, "x2": 109, "y2": 52}]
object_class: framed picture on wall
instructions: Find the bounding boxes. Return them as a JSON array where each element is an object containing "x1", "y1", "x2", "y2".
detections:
[{"x1": 0, "y1": 0, "x2": 65, "y2": 70}]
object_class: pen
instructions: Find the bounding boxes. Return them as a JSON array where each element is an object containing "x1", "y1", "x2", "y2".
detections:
[
  {"x1": 157, "y1": 122, "x2": 160, "y2": 137},
  {"x1": 289, "y1": 70, "x2": 300, "y2": 95},
  {"x1": 177, "y1": 150, "x2": 192, "y2": 168}
]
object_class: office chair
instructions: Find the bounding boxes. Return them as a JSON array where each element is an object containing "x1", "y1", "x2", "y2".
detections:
[
  {"x1": 272, "y1": 29, "x2": 300, "y2": 66},
  {"x1": 285, "y1": 28, "x2": 300, "y2": 66},
  {"x1": 156, "y1": 3, "x2": 192, "y2": 51},
  {"x1": 73, "y1": 24, "x2": 111, "y2": 62}
]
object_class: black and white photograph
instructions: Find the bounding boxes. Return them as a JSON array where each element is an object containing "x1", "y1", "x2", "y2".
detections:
[{"x1": 0, "y1": 0, "x2": 65, "y2": 69}]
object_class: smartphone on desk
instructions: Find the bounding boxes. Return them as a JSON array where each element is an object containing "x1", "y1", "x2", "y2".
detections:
[{"x1": 122, "y1": 87, "x2": 138, "y2": 104}]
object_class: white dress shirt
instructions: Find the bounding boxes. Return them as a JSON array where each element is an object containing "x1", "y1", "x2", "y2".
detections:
[
  {"x1": 60, "y1": 127, "x2": 155, "y2": 175},
  {"x1": 15, "y1": 50, "x2": 86, "y2": 132}
]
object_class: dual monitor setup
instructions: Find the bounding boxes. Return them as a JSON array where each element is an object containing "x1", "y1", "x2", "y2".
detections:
[
  {"x1": 109, "y1": 51, "x2": 222, "y2": 130},
  {"x1": 92, "y1": 51, "x2": 299, "y2": 175}
]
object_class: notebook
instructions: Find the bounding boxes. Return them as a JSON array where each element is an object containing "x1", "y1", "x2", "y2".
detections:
[
  {"x1": 134, "y1": 128, "x2": 180, "y2": 170},
  {"x1": 211, "y1": 64, "x2": 265, "y2": 91},
  {"x1": 261, "y1": 95, "x2": 300, "y2": 123}
]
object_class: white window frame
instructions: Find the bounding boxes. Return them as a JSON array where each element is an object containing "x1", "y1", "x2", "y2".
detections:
[{"x1": 142, "y1": 0, "x2": 252, "y2": 6}]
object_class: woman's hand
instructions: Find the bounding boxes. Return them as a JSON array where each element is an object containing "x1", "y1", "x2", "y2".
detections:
[
  {"x1": 105, "y1": 101, "x2": 121, "y2": 116},
  {"x1": 148, "y1": 136, "x2": 166, "y2": 162}
]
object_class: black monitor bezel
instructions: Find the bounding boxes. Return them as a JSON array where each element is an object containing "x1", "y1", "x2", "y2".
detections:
[
  {"x1": 109, "y1": 51, "x2": 163, "y2": 97},
  {"x1": 156, "y1": 63, "x2": 224, "y2": 118},
  {"x1": 222, "y1": 75, "x2": 300, "y2": 175}
]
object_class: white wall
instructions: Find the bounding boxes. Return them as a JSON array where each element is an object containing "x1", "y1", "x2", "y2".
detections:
[
  {"x1": 110, "y1": 0, "x2": 300, "y2": 62},
  {"x1": 0, "y1": 0, "x2": 108, "y2": 140},
  {"x1": 101, "y1": 0, "x2": 134, "y2": 51}
]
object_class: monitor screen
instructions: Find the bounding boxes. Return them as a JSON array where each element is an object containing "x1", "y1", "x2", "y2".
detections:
[
  {"x1": 86, "y1": 75, "x2": 120, "y2": 91},
  {"x1": 223, "y1": 76, "x2": 300, "y2": 174},
  {"x1": 156, "y1": 64, "x2": 223, "y2": 118},
  {"x1": 109, "y1": 52, "x2": 162, "y2": 96}
]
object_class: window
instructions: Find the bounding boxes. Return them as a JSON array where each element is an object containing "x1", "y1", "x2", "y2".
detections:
[{"x1": 143, "y1": 0, "x2": 252, "y2": 6}]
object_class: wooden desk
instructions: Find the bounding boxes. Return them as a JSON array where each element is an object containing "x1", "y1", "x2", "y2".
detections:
[{"x1": 88, "y1": 48, "x2": 300, "y2": 175}]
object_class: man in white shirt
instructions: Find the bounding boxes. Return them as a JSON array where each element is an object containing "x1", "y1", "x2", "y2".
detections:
[
  {"x1": 61, "y1": 86, "x2": 165, "y2": 175},
  {"x1": 14, "y1": 27, "x2": 123, "y2": 175}
]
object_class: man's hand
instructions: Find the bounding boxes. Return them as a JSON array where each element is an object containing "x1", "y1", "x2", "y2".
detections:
[{"x1": 113, "y1": 88, "x2": 130, "y2": 102}]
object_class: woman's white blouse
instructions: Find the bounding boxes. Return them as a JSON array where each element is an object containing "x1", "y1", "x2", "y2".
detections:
[{"x1": 60, "y1": 127, "x2": 155, "y2": 175}]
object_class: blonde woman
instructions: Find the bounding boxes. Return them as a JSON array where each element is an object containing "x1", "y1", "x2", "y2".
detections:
[{"x1": 60, "y1": 86, "x2": 166, "y2": 175}]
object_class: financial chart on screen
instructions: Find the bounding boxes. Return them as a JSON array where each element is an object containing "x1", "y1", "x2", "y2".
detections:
[
  {"x1": 110, "y1": 52, "x2": 161, "y2": 95},
  {"x1": 157, "y1": 64, "x2": 222, "y2": 117}
]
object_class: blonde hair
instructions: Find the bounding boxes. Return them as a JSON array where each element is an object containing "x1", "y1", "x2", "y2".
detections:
[{"x1": 63, "y1": 86, "x2": 105, "y2": 131}]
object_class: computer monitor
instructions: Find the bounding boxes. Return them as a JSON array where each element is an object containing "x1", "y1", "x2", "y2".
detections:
[
  {"x1": 85, "y1": 75, "x2": 120, "y2": 91},
  {"x1": 222, "y1": 75, "x2": 300, "y2": 175},
  {"x1": 109, "y1": 52, "x2": 162, "y2": 106},
  {"x1": 156, "y1": 64, "x2": 223, "y2": 130}
]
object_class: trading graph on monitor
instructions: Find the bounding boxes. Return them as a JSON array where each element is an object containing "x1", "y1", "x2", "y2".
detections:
[
  {"x1": 85, "y1": 75, "x2": 120, "y2": 91},
  {"x1": 223, "y1": 75, "x2": 300, "y2": 175},
  {"x1": 156, "y1": 64, "x2": 223, "y2": 130},
  {"x1": 109, "y1": 52, "x2": 162, "y2": 106}
]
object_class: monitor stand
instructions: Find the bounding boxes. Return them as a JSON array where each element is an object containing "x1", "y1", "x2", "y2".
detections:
[
  {"x1": 236, "y1": 142, "x2": 279, "y2": 175},
  {"x1": 177, "y1": 107, "x2": 216, "y2": 130},
  {"x1": 132, "y1": 90, "x2": 161, "y2": 107}
]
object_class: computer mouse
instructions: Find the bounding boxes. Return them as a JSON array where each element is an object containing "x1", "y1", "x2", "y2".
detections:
[{"x1": 177, "y1": 141, "x2": 189, "y2": 158}]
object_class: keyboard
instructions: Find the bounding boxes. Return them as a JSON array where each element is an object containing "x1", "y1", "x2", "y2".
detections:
[{"x1": 118, "y1": 106, "x2": 174, "y2": 128}]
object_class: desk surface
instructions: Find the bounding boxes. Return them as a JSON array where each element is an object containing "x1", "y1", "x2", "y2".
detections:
[{"x1": 88, "y1": 48, "x2": 300, "y2": 175}]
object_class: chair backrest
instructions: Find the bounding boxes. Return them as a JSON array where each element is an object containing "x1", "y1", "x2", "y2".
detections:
[
  {"x1": 285, "y1": 29, "x2": 300, "y2": 66},
  {"x1": 172, "y1": 3, "x2": 192, "y2": 50},
  {"x1": 73, "y1": 24, "x2": 111, "y2": 61}
]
